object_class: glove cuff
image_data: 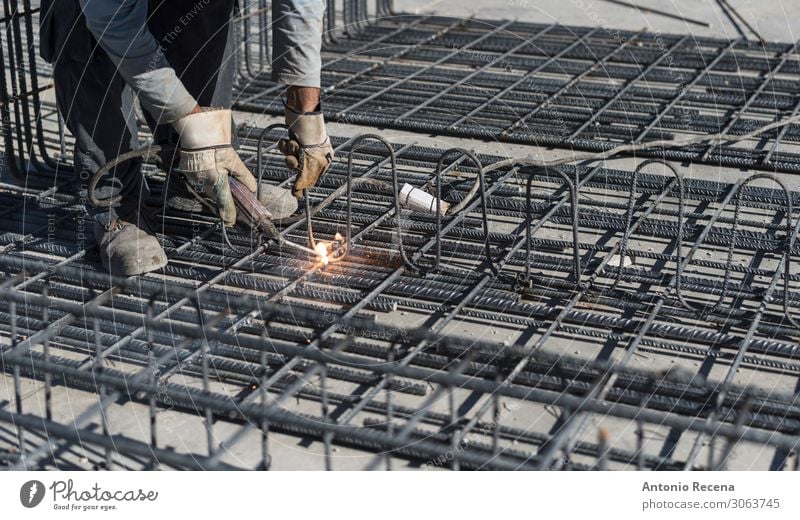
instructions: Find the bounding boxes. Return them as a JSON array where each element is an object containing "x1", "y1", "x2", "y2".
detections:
[
  {"x1": 173, "y1": 108, "x2": 232, "y2": 149},
  {"x1": 284, "y1": 103, "x2": 328, "y2": 146},
  {"x1": 177, "y1": 149, "x2": 216, "y2": 172}
]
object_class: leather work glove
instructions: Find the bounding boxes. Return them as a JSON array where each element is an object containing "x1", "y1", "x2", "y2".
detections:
[
  {"x1": 278, "y1": 104, "x2": 334, "y2": 199},
  {"x1": 172, "y1": 108, "x2": 258, "y2": 226}
]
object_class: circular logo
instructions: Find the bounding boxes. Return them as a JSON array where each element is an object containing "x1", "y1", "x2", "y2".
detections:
[{"x1": 20, "y1": 480, "x2": 45, "y2": 508}]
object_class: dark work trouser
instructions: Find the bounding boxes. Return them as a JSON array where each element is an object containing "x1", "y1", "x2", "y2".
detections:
[{"x1": 39, "y1": 0, "x2": 237, "y2": 226}]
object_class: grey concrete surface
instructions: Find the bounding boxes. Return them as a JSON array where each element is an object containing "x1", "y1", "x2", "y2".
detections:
[{"x1": 396, "y1": 0, "x2": 799, "y2": 42}]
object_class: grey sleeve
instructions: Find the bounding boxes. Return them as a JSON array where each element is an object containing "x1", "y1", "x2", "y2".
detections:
[
  {"x1": 271, "y1": 0, "x2": 325, "y2": 88},
  {"x1": 78, "y1": 0, "x2": 196, "y2": 123}
]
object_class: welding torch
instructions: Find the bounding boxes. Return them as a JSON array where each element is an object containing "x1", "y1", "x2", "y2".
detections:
[{"x1": 88, "y1": 144, "x2": 321, "y2": 259}]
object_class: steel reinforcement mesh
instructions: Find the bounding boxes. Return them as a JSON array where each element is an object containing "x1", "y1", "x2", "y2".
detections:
[
  {"x1": 2, "y1": 126, "x2": 800, "y2": 470},
  {"x1": 234, "y1": 15, "x2": 800, "y2": 174}
]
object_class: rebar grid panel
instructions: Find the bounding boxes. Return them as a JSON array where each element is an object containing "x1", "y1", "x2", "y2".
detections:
[
  {"x1": 233, "y1": 15, "x2": 800, "y2": 174},
  {"x1": 1, "y1": 125, "x2": 800, "y2": 470},
  {"x1": 1, "y1": 0, "x2": 64, "y2": 182}
]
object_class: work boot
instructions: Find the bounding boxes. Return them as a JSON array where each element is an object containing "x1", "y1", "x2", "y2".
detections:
[
  {"x1": 164, "y1": 178, "x2": 298, "y2": 220},
  {"x1": 93, "y1": 215, "x2": 168, "y2": 276}
]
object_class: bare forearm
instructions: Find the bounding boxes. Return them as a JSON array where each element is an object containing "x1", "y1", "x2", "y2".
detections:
[{"x1": 286, "y1": 86, "x2": 321, "y2": 112}]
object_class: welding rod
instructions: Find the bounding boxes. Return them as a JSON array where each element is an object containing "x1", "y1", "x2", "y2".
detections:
[{"x1": 717, "y1": 0, "x2": 765, "y2": 43}]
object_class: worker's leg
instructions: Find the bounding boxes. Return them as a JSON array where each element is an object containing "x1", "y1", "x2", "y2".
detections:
[
  {"x1": 53, "y1": 55, "x2": 143, "y2": 222},
  {"x1": 44, "y1": 0, "x2": 167, "y2": 275},
  {"x1": 42, "y1": 0, "x2": 142, "y2": 215}
]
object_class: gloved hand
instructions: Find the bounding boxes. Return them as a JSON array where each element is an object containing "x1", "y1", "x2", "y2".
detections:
[
  {"x1": 172, "y1": 108, "x2": 257, "y2": 226},
  {"x1": 278, "y1": 104, "x2": 334, "y2": 199}
]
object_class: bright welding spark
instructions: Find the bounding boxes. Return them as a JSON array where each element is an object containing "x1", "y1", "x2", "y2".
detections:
[
  {"x1": 28, "y1": 483, "x2": 37, "y2": 504},
  {"x1": 334, "y1": 232, "x2": 343, "y2": 241},
  {"x1": 315, "y1": 242, "x2": 330, "y2": 266}
]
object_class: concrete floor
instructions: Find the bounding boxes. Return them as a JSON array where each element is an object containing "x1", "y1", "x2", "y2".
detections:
[{"x1": 397, "y1": 0, "x2": 799, "y2": 42}]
